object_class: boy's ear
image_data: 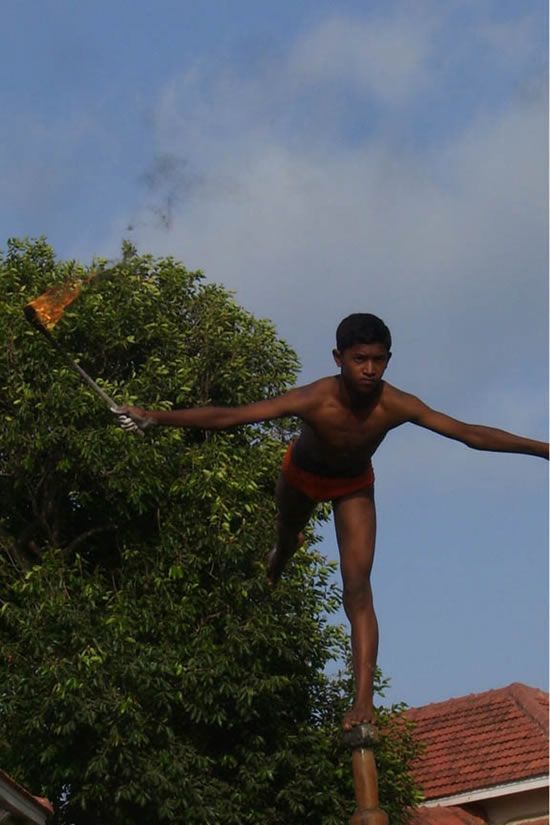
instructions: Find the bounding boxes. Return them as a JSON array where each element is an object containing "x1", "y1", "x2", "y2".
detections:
[
  {"x1": 333, "y1": 348, "x2": 343, "y2": 367},
  {"x1": 386, "y1": 351, "x2": 392, "y2": 363}
]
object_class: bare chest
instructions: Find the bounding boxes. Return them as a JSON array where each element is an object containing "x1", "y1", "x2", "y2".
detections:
[
  {"x1": 296, "y1": 400, "x2": 391, "y2": 474},
  {"x1": 310, "y1": 407, "x2": 387, "y2": 450}
]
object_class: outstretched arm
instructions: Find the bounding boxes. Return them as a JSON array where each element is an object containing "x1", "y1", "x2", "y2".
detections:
[
  {"x1": 404, "y1": 395, "x2": 548, "y2": 460},
  {"x1": 113, "y1": 385, "x2": 314, "y2": 431}
]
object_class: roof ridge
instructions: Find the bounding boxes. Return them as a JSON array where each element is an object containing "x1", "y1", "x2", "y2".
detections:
[
  {"x1": 507, "y1": 683, "x2": 549, "y2": 735},
  {"x1": 407, "y1": 682, "x2": 548, "y2": 716}
]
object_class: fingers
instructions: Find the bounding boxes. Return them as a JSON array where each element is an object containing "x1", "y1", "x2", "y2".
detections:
[
  {"x1": 110, "y1": 407, "x2": 142, "y2": 433},
  {"x1": 119, "y1": 415, "x2": 141, "y2": 432}
]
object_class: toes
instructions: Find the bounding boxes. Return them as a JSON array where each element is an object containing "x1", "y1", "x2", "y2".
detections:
[{"x1": 342, "y1": 706, "x2": 375, "y2": 730}]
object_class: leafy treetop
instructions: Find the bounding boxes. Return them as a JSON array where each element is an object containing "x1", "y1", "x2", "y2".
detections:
[{"x1": 0, "y1": 238, "x2": 422, "y2": 825}]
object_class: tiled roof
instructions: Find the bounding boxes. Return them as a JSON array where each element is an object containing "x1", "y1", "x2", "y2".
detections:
[
  {"x1": 409, "y1": 805, "x2": 487, "y2": 824},
  {"x1": 0, "y1": 769, "x2": 54, "y2": 814},
  {"x1": 405, "y1": 683, "x2": 549, "y2": 800}
]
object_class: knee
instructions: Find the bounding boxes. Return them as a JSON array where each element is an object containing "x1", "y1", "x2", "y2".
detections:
[
  {"x1": 343, "y1": 574, "x2": 373, "y2": 611},
  {"x1": 277, "y1": 512, "x2": 304, "y2": 535}
]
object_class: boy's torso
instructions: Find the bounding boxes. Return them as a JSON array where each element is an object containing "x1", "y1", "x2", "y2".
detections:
[{"x1": 293, "y1": 377, "x2": 407, "y2": 477}]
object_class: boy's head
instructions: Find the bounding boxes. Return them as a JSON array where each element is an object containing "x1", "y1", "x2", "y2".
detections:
[{"x1": 335, "y1": 314, "x2": 392, "y2": 355}]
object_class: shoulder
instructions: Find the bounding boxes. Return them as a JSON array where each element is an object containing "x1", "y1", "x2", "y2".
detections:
[
  {"x1": 380, "y1": 382, "x2": 427, "y2": 422},
  {"x1": 307, "y1": 376, "x2": 338, "y2": 395},
  {"x1": 275, "y1": 376, "x2": 334, "y2": 415},
  {"x1": 292, "y1": 376, "x2": 336, "y2": 404}
]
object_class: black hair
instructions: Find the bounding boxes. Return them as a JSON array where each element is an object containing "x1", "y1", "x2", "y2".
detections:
[{"x1": 336, "y1": 313, "x2": 392, "y2": 353}]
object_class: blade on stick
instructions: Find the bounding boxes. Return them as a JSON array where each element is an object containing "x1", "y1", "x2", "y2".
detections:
[{"x1": 26, "y1": 274, "x2": 92, "y2": 329}]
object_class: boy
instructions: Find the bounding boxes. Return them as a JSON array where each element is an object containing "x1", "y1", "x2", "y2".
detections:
[{"x1": 113, "y1": 313, "x2": 548, "y2": 730}]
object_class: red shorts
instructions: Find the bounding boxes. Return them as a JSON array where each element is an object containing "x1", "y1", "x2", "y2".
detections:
[{"x1": 281, "y1": 443, "x2": 374, "y2": 502}]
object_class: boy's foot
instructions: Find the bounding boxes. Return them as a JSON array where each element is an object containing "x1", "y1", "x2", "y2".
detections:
[
  {"x1": 267, "y1": 532, "x2": 305, "y2": 586},
  {"x1": 342, "y1": 700, "x2": 376, "y2": 731}
]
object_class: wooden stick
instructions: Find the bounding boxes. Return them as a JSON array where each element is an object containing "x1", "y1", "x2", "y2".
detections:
[
  {"x1": 24, "y1": 304, "x2": 144, "y2": 435},
  {"x1": 343, "y1": 724, "x2": 389, "y2": 825}
]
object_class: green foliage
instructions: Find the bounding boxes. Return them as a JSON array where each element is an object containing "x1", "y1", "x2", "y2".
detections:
[{"x1": 0, "y1": 237, "x2": 421, "y2": 824}]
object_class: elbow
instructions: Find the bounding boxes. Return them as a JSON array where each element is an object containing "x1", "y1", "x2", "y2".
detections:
[
  {"x1": 462, "y1": 426, "x2": 502, "y2": 452},
  {"x1": 461, "y1": 427, "x2": 483, "y2": 450},
  {"x1": 465, "y1": 436, "x2": 481, "y2": 451},
  {"x1": 215, "y1": 410, "x2": 241, "y2": 429}
]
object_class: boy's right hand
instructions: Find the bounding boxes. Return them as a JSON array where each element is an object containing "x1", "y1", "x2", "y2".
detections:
[{"x1": 111, "y1": 406, "x2": 156, "y2": 431}]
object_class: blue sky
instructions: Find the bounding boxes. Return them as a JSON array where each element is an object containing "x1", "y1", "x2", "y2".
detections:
[{"x1": 2, "y1": 0, "x2": 547, "y2": 709}]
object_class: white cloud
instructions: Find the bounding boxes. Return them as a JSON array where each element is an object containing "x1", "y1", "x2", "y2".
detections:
[
  {"x1": 286, "y1": 14, "x2": 434, "y2": 104},
  {"x1": 110, "y1": 6, "x2": 546, "y2": 433}
]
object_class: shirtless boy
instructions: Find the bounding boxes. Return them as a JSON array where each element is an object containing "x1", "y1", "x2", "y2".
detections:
[{"x1": 113, "y1": 313, "x2": 548, "y2": 731}]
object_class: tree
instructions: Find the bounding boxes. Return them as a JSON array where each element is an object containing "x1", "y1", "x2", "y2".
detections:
[{"x1": 0, "y1": 237, "x2": 421, "y2": 824}]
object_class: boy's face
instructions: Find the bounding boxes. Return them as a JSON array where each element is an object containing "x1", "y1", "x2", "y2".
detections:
[{"x1": 332, "y1": 342, "x2": 391, "y2": 395}]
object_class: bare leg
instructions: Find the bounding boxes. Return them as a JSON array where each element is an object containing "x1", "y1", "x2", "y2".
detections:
[
  {"x1": 333, "y1": 487, "x2": 378, "y2": 730},
  {"x1": 267, "y1": 473, "x2": 316, "y2": 585}
]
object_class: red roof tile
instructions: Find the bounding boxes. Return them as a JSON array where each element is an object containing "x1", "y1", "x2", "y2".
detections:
[
  {"x1": 405, "y1": 683, "x2": 549, "y2": 800},
  {"x1": 0, "y1": 769, "x2": 54, "y2": 814},
  {"x1": 409, "y1": 805, "x2": 487, "y2": 824}
]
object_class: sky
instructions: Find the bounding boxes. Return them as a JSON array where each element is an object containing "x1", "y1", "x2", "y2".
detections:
[{"x1": 2, "y1": 0, "x2": 548, "y2": 709}]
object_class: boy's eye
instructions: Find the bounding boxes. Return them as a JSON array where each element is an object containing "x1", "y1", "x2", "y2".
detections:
[{"x1": 353, "y1": 354, "x2": 385, "y2": 364}]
